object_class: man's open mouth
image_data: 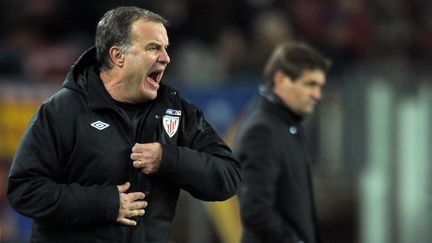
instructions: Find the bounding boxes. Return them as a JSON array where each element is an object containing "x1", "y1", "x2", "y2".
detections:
[
  {"x1": 148, "y1": 70, "x2": 161, "y2": 83},
  {"x1": 146, "y1": 70, "x2": 163, "y2": 88}
]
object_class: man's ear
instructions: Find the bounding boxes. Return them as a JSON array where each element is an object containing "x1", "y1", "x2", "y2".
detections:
[
  {"x1": 273, "y1": 70, "x2": 290, "y2": 87},
  {"x1": 108, "y1": 46, "x2": 125, "y2": 68}
]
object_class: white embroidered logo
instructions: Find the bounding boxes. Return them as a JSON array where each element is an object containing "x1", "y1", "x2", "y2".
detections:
[
  {"x1": 91, "y1": 121, "x2": 110, "y2": 130},
  {"x1": 163, "y1": 115, "x2": 179, "y2": 138}
]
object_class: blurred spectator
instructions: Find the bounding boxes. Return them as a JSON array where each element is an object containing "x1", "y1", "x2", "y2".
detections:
[
  {"x1": 1, "y1": 0, "x2": 432, "y2": 84},
  {"x1": 408, "y1": 0, "x2": 432, "y2": 59},
  {"x1": 250, "y1": 9, "x2": 294, "y2": 71},
  {"x1": 214, "y1": 26, "x2": 254, "y2": 81},
  {"x1": 0, "y1": 41, "x2": 24, "y2": 81},
  {"x1": 286, "y1": 0, "x2": 373, "y2": 68},
  {"x1": 23, "y1": 38, "x2": 87, "y2": 83},
  {"x1": 0, "y1": 161, "x2": 19, "y2": 243},
  {"x1": 0, "y1": 1, "x2": 432, "y2": 243},
  {"x1": 169, "y1": 39, "x2": 224, "y2": 87},
  {"x1": 146, "y1": 0, "x2": 190, "y2": 43},
  {"x1": 367, "y1": 0, "x2": 412, "y2": 57}
]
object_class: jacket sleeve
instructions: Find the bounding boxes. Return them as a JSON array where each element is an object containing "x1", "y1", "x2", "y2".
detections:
[
  {"x1": 156, "y1": 103, "x2": 241, "y2": 201},
  {"x1": 7, "y1": 105, "x2": 119, "y2": 226},
  {"x1": 234, "y1": 122, "x2": 301, "y2": 242}
]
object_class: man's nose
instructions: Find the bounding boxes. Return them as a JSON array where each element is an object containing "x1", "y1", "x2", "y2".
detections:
[
  {"x1": 312, "y1": 88, "x2": 322, "y2": 100},
  {"x1": 158, "y1": 49, "x2": 170, "y2": 64}
]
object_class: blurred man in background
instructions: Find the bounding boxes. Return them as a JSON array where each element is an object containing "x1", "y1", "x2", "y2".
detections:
[
  {"x1": 7, "y1": 6, "x2": 240, "y2": 243},
  {"x1": 234, "y1": 42, "x2": 331, "y2": 243}
]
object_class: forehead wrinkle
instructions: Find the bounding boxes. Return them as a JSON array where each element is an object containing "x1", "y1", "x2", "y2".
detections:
[{"x1": 130, "y1": 20, "x2": 168, "y2": 45}]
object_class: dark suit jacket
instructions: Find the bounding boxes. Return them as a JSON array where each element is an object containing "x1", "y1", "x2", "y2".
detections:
[{"x1": 234, "y1": 89, "x2": 320, "y2": 243}]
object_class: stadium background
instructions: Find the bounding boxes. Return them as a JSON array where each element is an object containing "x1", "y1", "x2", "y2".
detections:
[{"x1": 1, "y1": 0, "x2": 432, "y2": 242}]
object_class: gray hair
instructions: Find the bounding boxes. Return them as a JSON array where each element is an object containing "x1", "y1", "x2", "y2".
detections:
[{"x1": 95, "y1": 6, "x2": 167, "y2": 71}]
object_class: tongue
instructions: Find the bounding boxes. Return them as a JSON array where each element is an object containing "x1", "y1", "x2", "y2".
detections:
[{"x1": 147, "y1": 76, "x2": 159, "y2": 88}]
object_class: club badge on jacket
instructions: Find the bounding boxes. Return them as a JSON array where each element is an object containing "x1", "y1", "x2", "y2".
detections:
[{"x1": 163, "y1": 109, "x2": 181, "y2": 137}]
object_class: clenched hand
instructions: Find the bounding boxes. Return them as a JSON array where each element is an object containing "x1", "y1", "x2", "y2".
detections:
[
  {"x1": 116, "y1": 182, "x2": 147, "y2": 226},
  {"x1": 131, "y1": 142, "x2": 162, "y2": 174}
]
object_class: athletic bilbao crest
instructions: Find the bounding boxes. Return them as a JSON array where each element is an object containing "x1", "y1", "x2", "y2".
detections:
[{"x1": 163, "y1": 115, "x2": 179, "y2": 138}]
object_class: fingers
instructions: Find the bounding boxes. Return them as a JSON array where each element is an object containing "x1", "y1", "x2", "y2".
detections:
[
  {"x1": 130, "y1": 144, "x2": 152, "y2": 162},
  {"x1": 128, "y1": 191, "x2": 145, "y2": 201},
  {"x1": 117, "y1": 217, "x2": 137, "y2": 226},
  {"x1": 131, "y1": 142, "x2": 160, "y2": 155},
  {"x1": 130, "y1": 143, "x2": 162, "y2": 174},
  {"x1": 132, "y1": 161, "x2": 157, "y2": 174},
  {"x1": 117, "y1": 208, "x2": 146, "y2": 226},
  {"x1": 117, "y1": 182, "x2": 130, "y2": 193},
  {"x1": 132, "y1": 160, "x2": 143, "y2": 168},
  {"x1": 130, "y1": 153, "x2": 140, "y2": 161},
  {"x1": 125, "y1": 209, "x2": 145, "y2": 218},
  {"x1": 132, "y1": 143, "x2": 145, "y2": 153},
  {"x1": 130, "y1": 200, "x2": 148, "y2": 210},
  {"x1": 117, "y1": 189, "x2": 148, "y2": 227}
]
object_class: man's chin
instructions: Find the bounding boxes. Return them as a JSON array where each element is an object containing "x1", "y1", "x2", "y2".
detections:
[
  {"x1": 141, "y1": 82, "x2": 159, "y2": 100},
  {"x1": 144, "y1": 90, "x2": 158, "y2": 100},
  {"x1": 300, "y1": 108, "x2": 314, "y2": 116}
]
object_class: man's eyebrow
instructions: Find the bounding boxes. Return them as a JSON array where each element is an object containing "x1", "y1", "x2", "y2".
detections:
[
  {"x1": 147, "y1": 42, "x2": 169, "y2": 48},
  {"x1": 147, "y1": 42, "x2": 160, "y2": 46},
  {"x1": 306, "y1": 80, "x2": 321, "y2": 85}
]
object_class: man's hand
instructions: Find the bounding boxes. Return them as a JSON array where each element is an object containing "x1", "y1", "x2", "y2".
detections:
[
  {"x1": 131, "y1": 142, "x2": 162, "y2": 174},
  {"x1": 116, "y1": 182, "x2": 147, "y2": 226}
]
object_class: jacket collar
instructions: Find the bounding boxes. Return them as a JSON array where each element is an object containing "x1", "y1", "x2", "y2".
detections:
[
  {"x1": 258, "y1": 86, "x2": 303, "y2": 125},
  {"x1": 62, "y1": 47, "x2": 116, "y2": 110},
  {"x1": 85, "y1": 66, "x2": 118, "y2": 110}
]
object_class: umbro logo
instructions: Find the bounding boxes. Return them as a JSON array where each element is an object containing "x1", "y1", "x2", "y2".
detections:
[{"x1": 90, "y1": 121, "x2": 110, "y2": 130}]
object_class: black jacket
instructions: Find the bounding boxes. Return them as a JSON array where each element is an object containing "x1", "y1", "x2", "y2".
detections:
[
  {"x1": 234, "y1": 89, "x2": 319, "y2": 243},
  {"x1": 7, "y1": 47, "x2": 241, "y2": 243}
]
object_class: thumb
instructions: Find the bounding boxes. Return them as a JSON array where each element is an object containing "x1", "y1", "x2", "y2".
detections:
[{"x1": 117, "y1": 182, "x2": 130, "y2": 193}]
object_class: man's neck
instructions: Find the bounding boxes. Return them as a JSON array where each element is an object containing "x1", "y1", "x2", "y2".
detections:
[{"x1": 100, "y1": 70, "x2": 129, "y2": 103}]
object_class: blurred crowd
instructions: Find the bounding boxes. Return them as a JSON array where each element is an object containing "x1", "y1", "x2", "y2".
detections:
[
  {"x1": 1, "y1": 0, "x2": 432, "y2": 242},
  {"x1": 1, "y1": 0, "x2": 432, "y2": 86}
]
